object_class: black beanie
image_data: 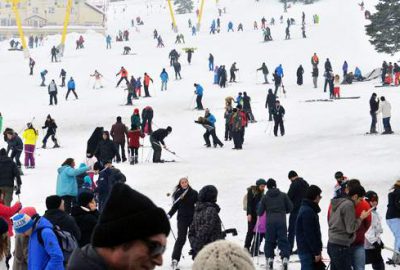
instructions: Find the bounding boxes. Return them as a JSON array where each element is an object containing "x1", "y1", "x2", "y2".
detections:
[
  {"x1": 92, "y1": 183, "x2": 170, "y2": 247},
  {"x1": 45, "y1": 195, "x2": 62, "y2": 210},
  {"x1": 198, "y1": 185, "x2": 218, "y2": 203},
  {"x1": 0, "y1": 149, "x2": 6, "y2": 156},
  {"x1": 266, "y1": 178, "x2": 276, "y2": 189},
  {"x1": 78, "y1": 191, "x2": 94, "y2": 207}
]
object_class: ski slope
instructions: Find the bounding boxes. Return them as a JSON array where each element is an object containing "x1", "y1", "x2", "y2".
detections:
[{"x1": 1, "y1": 0, "x2": 400, "y2": 268}]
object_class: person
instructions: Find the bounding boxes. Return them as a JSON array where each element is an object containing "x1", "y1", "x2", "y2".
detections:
[
  {"x1": 51, "y1": 46, "x2": 58, "y2": 62},
  {"x1": 257, "y1": 178, "x2": 293, "y2": 270},
  {"x1": 296, "y1": 185, "x2": 324, "y2": 270},
  {"x1": 0, "y1": 218, "x2": 10, "y2": 269},
  {"x1": 194, "y1": 83, "x2": 204, "y2": 110},
  {"x1": 381, "y1": 61, "x2": 388, "y2": 84},
  {"x1": 237, "y1": 23, "x2": 243, "y2": 31},
  {"x1": 242, "y1": 92, "x2": 255, "y2": 123},
  {"x1": 354, "y1": 67, "x2": 364, "y2": 81},
  {"x1": 125, "y1": 78, "x2": 136, "y2": 105},
  {"x1": 168, "y1": 177, "x2": 198, "y2": 269},
  {"x1": 257, "y1": 63, "x2": 269, "y2": 84},
  {"x1": 127, "y1": 125, "x2": 145, "y2": 165},
  {"x1": 160, "y1": 68, "x2": 169, "y2": 91},
  {"x1": 333, "y1": 171, "x2": 348, "y2": 199},
  {"x1": 189, "y1": 185, "x2": 224, "y2": 258},
  {"x1": 273, "y1": 71, "x2": 282, "y2": 95},
  {"x1": 301, "y1": 24, "x2": 306, "y2": 38},
  {"x1": 394, "y1": 63, "x2": 400, "y2": 85},
  {"x1": 369, "y1": 93, "x2": 379, "y2": 134},
  {"x1": 287, "y1": 171, "x2": 309, "y2": 254},
  {"x1": 186, "y1": 48, "x2": 194, "y2": 64},
  {"x1": 110, "y1": 117, "x2": 128, "y2": 163},
  {"x1": 122, "y1": 46, "x2": 131, "y2": 55},
  {"x1": 173, "y1": 61, "x2": 182, "y2": 80},
  {"x1": 90, "y1": 70, "x2": 104, "y2": 89},
  {"x1": 0, "y1": 148, "x2": 21, "y2": 207},
  {"x1": 327, "y1": 184, "x2": 371, "y2": 270},
  {"x1": 94, "y1": 131, "x2": 118, "y2": 166},
  {"x1": 208, "y1": 53, "x2": 214, "y2": 71},
  {"x1": 143, "y1": 73, "x2": 153, "y2": 97},
  {"x1": 343, "y1": 61, "x2": 348, "y2": 77},
  {"x1": 386, "y1": 180, "x2": 400, "y2": 264},
  {"x1": 47, "y1": 80, "x2": 58, "y2": 106},
  {"x1": 59, "y1": 69, "x2": 66, "y2": 87},
  {"x1": 22, "y1": 123, "x2": 38, "y2": 169},
  {"x1": 223, "y1": 105, "x2": 232, "y2": 141},
  {"x1": 195, "y1": 110, "x2": 223, "y2": 148},
  {"x1": 192, "y1": 240, "x2": 256, "y2": 270},
  {"x1": 272, "y1": 100, "x2": 285, "y2": 136},
  {"x1": 265, "y1": 89, "x2": 276, "y2": 122},
  {"x1": 29, "y1": 58, "x2": 35, "y2": 76},
  {"x1": 228, "y1": 21, "x2": 234, "y2": 32},
  {"x1": 364, "y1": 191, "x2": 385, "y2": 270},
  {"x1": 12, "y1": 212, "x2": 64, "y2": 269},
  {"x1": 219, "y1": 66, "x2": 228, "y2": 88},
  {"x1": 312, "y1": 67, "x2": 319, "y2": 88},
  {"x1": 131, "y1": 108, "x2": 141, "y2": 131},
  {"x1": 150, "y1": 127, "x2": 172, "y2": 163},
  {"x1": 169, "y1": 49, "x2": 179, "y2": 66},
  {"x1": 106, "y1": 35, "x2": 111, "y2": 49},
  {"x1": 68, "y1": 183, "x2": 170, "y2": 269},
  {"x1": 244, "y1": 179, "x2": 266, "y2": 253},
  {"x1": 142, "y1": 106, "x2": 154, "y2": 134},
  {"x1": 115, "y1": 67, "x2": 129, "y2": 87},
  {"x1": 66, "y1": 77, "x2": 78, "y2": 100},
  {"x1": 285, "y1": 26, "x2": 290, "y2": 39},
  {"x1": 5, "y1": 130, "x2": 23, "y2": 170},
  {"x1": 229, "y1": 62, "x2": 239, "y2": 82},
  {"x1": 56, "y1": 158, "x2": 89, "y2": 214},
  {"x1": 378, "y1": 96, "x2": 393, "y2": 134},
  {"x1": 71, "y1": 191, "x2": 99, "y2": 248},
  {"x1": 297, "y1": 65, "x2": 304, "y2": 86},
  {"x1": 43, "y1": 195, "x2": 81, "y2": 240},
  {"x1": 42, "y1": 115, "x2": 59, "y2": 149}
]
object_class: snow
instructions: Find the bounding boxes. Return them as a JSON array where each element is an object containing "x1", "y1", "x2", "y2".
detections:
[{"x1": 0, "y1": 0, "x2": 399, "y2": 269}]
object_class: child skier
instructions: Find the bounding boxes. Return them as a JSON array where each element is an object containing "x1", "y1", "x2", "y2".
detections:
[{"x1": 127, "y1": 125, "x2": 145, "y2": 165}]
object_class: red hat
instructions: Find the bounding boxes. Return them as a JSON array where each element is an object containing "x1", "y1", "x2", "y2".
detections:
[
  {"x1": 20, "y1": 207, "x2": 37, "y2": 217},
  {"x1": 134, "y1": 108, "x2": 139, "y2": 114}
]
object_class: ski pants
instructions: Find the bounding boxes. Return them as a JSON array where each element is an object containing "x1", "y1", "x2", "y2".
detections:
[
  {"x1": 232, "y1": 130, "x2": 242, "y2": 149},
  {"x1": 142, "y1": 116, "x2": 153, "y2": 134},
  {"x1": 150, "y1": 137, "x2": 162, "y2": 162},
  {"x1": 196, "y1": 95, "x2": 203, "y2": 110},
  {"x1": 230, "y1": 71, "x2": 236, "y2": 82},
  {"x1": 209, "y1": 61, "x2": 214, "y2": 71},
  {"x1": 324, "y1": 79, "x2": 329, "y2": 92},
  {"x1": 288, "y1": 211, "x2": 298, "y2": 251},
  {"x1": 244, "y1": 216, "x2": 257, "y2": 249},
  {"x1": 313, "y1": 76, "x2": 318, "y2": 88},
  {"x1": 144, "y1": 85, "x2": 150, "y2": 97},
  {"x1": 43, "y1": 132, "x2": 57, "y2": 145},
  {"x1": 370, "y1": 112, "x2": 377, "y2": 133},
  {"x1": 161, "y1": 81, "x2": 167, "y2": 91},
  {"x1": 175, "y1": 71, "x2": 182, "y2": 80},
  {"x1": 327, "y1": 242, "x2": 352, "y2": 270},
  {"x1": 49, "y1": 92, "x2": 58, "y2": 105},
  {"x1": 274, "y1": 118, "x2": 285, "y2": 136},
  {"x1": 172, "y1": 217, "x2": 192, "y2": 262},
  {"x1": 41, "y1": 75, "x2": 46, "y2": 86},
  {"x1": 24, "y1": 144, "x2": 35, "y2": 167},
  {"x1": 350, "y1": 244, "x2": 365, "y2": 270},
  {"x1": 274, "y1": 83, "x2": 280, "y2": 95},
  {"x1": 129, "y1": 147, "x2": 139, "y2": 163},
  {"x1": 127, "y1": 92, "x2": 135, "y2": 104},
  {"x1": 203, "y1": 128, "x2": 223, "y2": 147},
  {"x1": 116, "y1": 77, "x2": 129, "y2": 87},
  {"x1": 114, "y1": 141, "x2": 125, "y2": 162},
  {"x1": 268, "y1": 107, "x2": 273, "y2": 121},
  {"x1": 263, "y1": 73, "x2": 269, "y2": 83},
  {"x1": 51, "y1": 54, "x2": 57, "y2": 62},
  {"x1": 30, "y1": 67, "x2": 33, "y2": 75},
  {"x1": 387, "y1": 218, "x2": 400, "y2": 252},
  {"x1": 66, "y1": 88, "x2": 78, "y2": 99},
  {"x1": 264, "y1": 220, "x2": 290, "y2": 259},
  {"x1": 224, "y1": 123, "x2": 231, "y2": 140},
  {"x1": 10, "y1": 150, "x2": 22, "y2": 168},
  {"x1": 383, "y1": 117, "x2": 392, "y2": 132}
]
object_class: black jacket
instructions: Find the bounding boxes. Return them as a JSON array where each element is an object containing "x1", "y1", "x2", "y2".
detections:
[
  {"x1": 151, "y1": 128, "x2": 169, "y2": 145},
  {"x1": 43, "y1": 209, "x2": 81, "y2": 240},
  {"x1": 67, "y1": 244, "x2": 108, "y2": 270},
  {"x1": 257, "y1": 64, "x2": 269, "y2": 75},
  {"x1": 0, "y1": 155, "x2": 21, "y2": 187},
  {"x1": 370, "y1": 96, "x2": 379, "y2": 113},
  {"x1": 168, "y1": 187, "x2": 198, "y2": 220},
  {"x1": 287, "y1": 177, "x2": 309, "y2": 213},
  {"x1": 87, "y1": 127, "x2": 104, "y2": 156},
  {"x1": 43, "y1": 119, "x2": 57, "y2": 135},
  {"x1": 272, "y1": 105, "x2": 285, "y2": 120},
  {"x1": 386, "y1": 188, "x2": 400, "y2": 219},
  {"x1": 71, "y1": 206, "x2": 99, "y2": 247},
  {"x1": 325, "y1": 60, "x2": 332, "y2": 72},
  {"x1": 297, "y1": 66, "x2": 304, "y2": 77},
  {"x1": 266, "y1": 91, "x2": 276, "y2": 109},
  {"x1": 94, "y1": 139, "x2": 118, "y2": 162},
  {"x1": 246, "y1": 186, "x2": 263, "y2": 216},
  {"x1": 257, "y1": 188, "x2": 293, "y2": 223},
  {"x1": 242, "y1": 95, "x2": 251, "y2": 110},
  {"x1": 273, "y1": 73, "x2": 282, "y2": 86}
]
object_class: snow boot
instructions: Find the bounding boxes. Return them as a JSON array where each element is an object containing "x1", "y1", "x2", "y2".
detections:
[
  {"x1": 42, "y1": 143, "x2": 46, "y2": 149},
  {"x1": 282, "y1": 257, "x2": 289, "y2": 270},
  {"x1": 134, "y1": 157, "x2": 138, "y2": 164},
  {"x1": 171, "y1": 259, "x2": 178, "y2": 269},
  {"x1": 53, "y1": 143, "x2": 60, "y2": 148}
]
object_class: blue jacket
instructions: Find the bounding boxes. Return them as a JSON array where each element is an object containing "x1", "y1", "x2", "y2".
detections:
[
  {"x1": 206, "y1": 114, "x2": 216, "y2": 126},
  {"x1": 67, "y1": 80, "x2": 75, "y2": 89},
  {"x1": 106, "y1": 35, "x2": 111, "y2": 43},
  {"x1": 28, "y1": 217, "x2": 64, "y2": 270},
  {"x1": 343, "y1": 62, "x2": 348, "y2": 73},
  {"x1": 275, "y1": 65, "x2": 284, "y2": 77},
  {"x1": 228, "y1": 22, "x2": 233, "y2": 29},
  {"x1": 195, "y1": 85, "x2": 204, "y2": 96},
  {"x1": 56, "y1": 164, "x2": 89, "y2": 197},
  {"x1": 160, "y1": 71, "x2": 169, "y2": 82},
  {"x1": 354, "y1": 67, "x2": 362, "y2": 77},
  {"x1": 295, "y1": 199, "x2": 323, "y2": 256}
]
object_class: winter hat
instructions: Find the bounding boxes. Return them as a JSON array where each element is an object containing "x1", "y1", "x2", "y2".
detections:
[
  {"x1": 255, "y1": 179, "x2": 267, "y2": 186},
  {"x1": 288, "y1": 170, "x2": 298, "y2": 179},
  {"x1": 365, "y1": 191, "x2": 378, "y2": 202},
  {"x1": 78, "y1": 191, "x2": 95, "y2": 207},
  {"x1": 192, "y1": 240, "x2": 255, "y2": 270},
  {"x1": 91, "y1": 183, "x2": 170, "y2": 247},
  {"x1": 45, "y1": 195, "x2": 62, "y2": 210},
  {"x1": 0, "y1": 218, "x2": 8, "y2": 235},
  {"x1": 306, "y1": 185, "x2": 322, "y2": 201},
  {"x1": 166, "y1": 126, "x2": 172, "y2": 132},
  {"x1": 266, "y1": 178, "x2": 276, "y2": 189},
  {"x1": 12, "y1": 213, "x2": 34, "y2": 234},
  {"x1": 0, "y1": 149, "x2": 6, "y2": 156},
  {"x1": 334, "y1": 171, "x2": 344, "y2": 180},
  {"x1": 198, "y1": 185, "x2": 218, "y2": 203},
  {"x1": 20, "y1": 207, "x2": 37, "y2": 218},
  {"x1": 134, "y1": 108, "x2": 139, "y2": 114}
]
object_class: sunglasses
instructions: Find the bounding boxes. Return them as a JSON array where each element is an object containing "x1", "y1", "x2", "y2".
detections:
[{"x1": 142, "y1": 239, "x2": 166, "y2": 257}]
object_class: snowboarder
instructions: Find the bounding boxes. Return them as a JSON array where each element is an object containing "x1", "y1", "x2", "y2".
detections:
[
  {"x1": 42, "y1": 115, "x2": 59, "y2": 148},
  {"x1": 160, "y1": 68, "x2": 169, "y2": 91},
  {"x1": 29, "y1": 57, "x2": 35, "y2": 75},
  {"x1": 265, "y1": 89, "x2": 276, "y2": 121},
  {"x1": 90, "y1": 70, "x2": 104, "y2": 89},
  {"x1": 66, "y1": 77, "x2": 78, "y2": 100},
  {"x1": 378, "y1": 96, "x2": 393, "y2": 134},
  {"x1": 149, "y1": 126, "x2": 172, "y2": 163},
  {"x1": 194, "y1": 109, "x2": 223, "y2": 148},
  {"x1": 194, "y1": 83, "x2": 204, "y2": 110},
  {"x1": 59, "y1": 68, "x2": 66, "y2": 87},
  {"x1": 208, "y1": 53, "x2": 214, "y2": 71},
  {"x1": 110, "y1": 116, "x2": 128, "y2": 163},
  {"x1": 116, "y1": 67, "x2": 129, "y2": 87},
  {"x1": 297, "y1": 65, "x2": 304, "y2": 85},
  {"x1": 48, "y1": 80, "x2": 58, "y2": 106},
  {"x1": 143, "y1": 73, "x2": 153, "y2": 97},
  {"x1": 272, "y1": 100, "x2": 285, "y2": 136},
  {"x1": 369, "y1": 93, "x2": 379, "y2": 134},
  {"x1": 257, "y1": 62, "x2": 269, "y2": 84},
  {"x1": 229, "y1": 62, "x2": 239, "y2": 82},
  {"x1": 40, "y1": 70, "x2": 48, "y2": 86},
  {"x1": 173, "y1": 61, "x2": 182, "y2": 80}
]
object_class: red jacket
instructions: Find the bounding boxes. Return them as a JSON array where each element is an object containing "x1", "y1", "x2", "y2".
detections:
[
  {"x1": 353, "y1": 199, "x2": 371, "y2": 245},
  {"x1": 0, "y1": 202, "x2": 22, "y2": 236},
  {"x1": 117, "y1": 68, "x2": 128, "y2": 78},
  {"x1": 128, "y1": 130, "x2": 145, "y2": 148},
  {"x1": 144, "y1": 75, "x2": 153, "y2": 86}
]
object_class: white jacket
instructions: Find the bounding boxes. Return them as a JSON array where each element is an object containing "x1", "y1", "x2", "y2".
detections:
[
  {"x1": 379, "y1": 100, "x2": 391, "y2": 118},
  {"x1": 364, "y1": 210, "x2": 383, "y2": 250}
]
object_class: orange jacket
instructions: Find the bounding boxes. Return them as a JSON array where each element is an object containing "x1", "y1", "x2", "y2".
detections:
[
  {"x1": 144, "y1": 74, "x2": 153, "y2": 86},
  {"x1": 118, "y1": 68, "x2": 128, "y2": 78}
]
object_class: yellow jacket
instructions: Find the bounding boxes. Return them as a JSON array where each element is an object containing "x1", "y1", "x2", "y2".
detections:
[{"x1": 22, "y1": 128, "x2": 38, "y2": 145}]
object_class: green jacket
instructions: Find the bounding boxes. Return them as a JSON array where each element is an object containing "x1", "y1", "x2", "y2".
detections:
[{"x1": 130, "y1": 114, "x2": 141, "y2": 129}]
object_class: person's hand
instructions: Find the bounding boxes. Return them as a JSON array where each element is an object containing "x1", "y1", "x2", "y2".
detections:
[
  {"x1": 314, "y1": 255, "x2": 322, "y2": 262},
  {"x1": 360, "y1": 208, "x2": 373, "y2": 220},
  {"x1": 15, "y1": 185, "x2": 21, "y2": 195},
  {"x1": 247, "y1": 215, "x2": 252, "y2": 222}
]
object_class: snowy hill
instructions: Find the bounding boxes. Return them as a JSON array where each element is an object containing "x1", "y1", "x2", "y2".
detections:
[{"x1": 1, "y1": 0, "x2": 400, "y2": 269}]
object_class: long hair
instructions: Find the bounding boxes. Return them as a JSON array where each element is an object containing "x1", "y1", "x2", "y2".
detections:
[
  {"x1": 62, "y1": 158, "x2": 74, "y2": 167},
  {"x1": 172, "y1": 177, "x2": 190, "y2": 198},
  {"x1": 391, "y1": 180, "x2": 400, "y2": 190},
  {"x1": 0, "y1": 233, "x2": 9, "y2": 261}
]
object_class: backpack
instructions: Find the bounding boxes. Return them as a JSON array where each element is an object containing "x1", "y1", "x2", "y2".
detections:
[
  {"x1": 38, "y1": 225, "x2": 78, "y2": 263},
  {"x1": 108, "y1": 168, "x2": 126, "y2": 187}
]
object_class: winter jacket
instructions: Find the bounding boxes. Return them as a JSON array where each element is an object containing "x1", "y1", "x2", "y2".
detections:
[
  {"x1": 28, "y1": 217, "x2": 64, "y2": 270},
  {"x1": 150, "y1": 128, "x2": 169, "y2": 146},
  {"x1": 365, "y1": 209, "x2": 383, "y2": 249},
  {"x1": 168, "y1": 187, "x2": 198, "y2": 220},
  {"x1": 6, "y1": 134, "x2": 23, "y2": 153},
  {"x1": 67, "y1": 244, "x2": 108, "y2": 270},
  {"x1": 67, "y1": 80, "x2": 75, "y2": 90},
  {"x1": 355, "y1": 67, "x2": 362, "y2": 78},
  {"x1": 48, "y1": 83, "x2": 57, "y2": 94},
  {"x1": 0, "y1": 155, "x2": 22, "y2": 187},
  {"x1": 272, "y1": 105, "x2": 285, "y2": 121},
  {"x1": 229, "y1": 112, "x2": 243, "y2": 132},
  {"x1": 311, "y1": 55, "x2": 319, "y2": 66},
  {"x1": 246, "y1": 186, "x2": 264, "y2": 217},
  {"x1": 195, "y1": 85, "x2": 204, "y2": 96},
  {"x1": 13, "y1": 234, "x2": 29, "y2": 270},
  {"x1": 273, "y1": 73, "x2": 282, "y2": 86},
  {"x1": 266, "y1": 91, "x2": 276, "y2": 109},
  {"x1": 188, "y1": 202, "x2": 224, "y2": 257},
  {"x1": 242, "y1": 95, "x2": 251, "y2": 110},
  {"x1": 56, "y1": 164, "x2": 89, "y2": 197},
  {"x1": 71, "y1": 206, "x2": 99, "y2": 247},
  {"x1": 143, "y1": 74, "x2": 153, "y2": 86},
  {"x1": 370, "y1": 96, "x2": 379, "y2": 113},
  {"x1": 110, "y1": 122, "x2": 128, "y2": 144},
  {"x1": 160, "y1": 71, "x2": 169, "y2": 82},
  {"x1": 287, "y1": 177, "x2": 309, "y2": 213},
  {"x1": 0, "y1": 201, "x2": 21, "y2": 236},
  {"x1": 342, "y1": 62, "x2": 348, "y2": 73},
  {"x1": 94, "y1": 140, "x2": 118, "y2": 163},
  {"x1": 297, "y1": 66, "x2": 304, "y2": 77},
  {"x1": 257, "y1": 188, "x2": 293, "y2": 223},
  {"x1": 353, "y1": 199, "x2": 372, "y2": 246},
  {"x1": 96, "y1": 167, "x2": 126, "y2": 201},
  {"x1": 296, "y1": 199, "x2": 322, "y2": 256},
  {"x1": 127, "y1": 130, "x2": 145, "y2": 148},
  {"x1": 386, "y1": 188, "x2": 400, "y2": 219},
  {"x1": 43, "y1": 209, "x2": 81, "y2": 240},
  {"x1": 43, "y1": 120, "x2": 57, "y2": 135},
  {"x1": 324, "y1": 60, "x2": 332, "y2": 72},
  {"x1": 378, "y1": 100, "x2": 391, "y2": 118},
  {"x1": 130, "y1": 114, "x2": 141, "y2": 129},
  {"x1": 22, "y1": 128, "x2": 38, "y2": 145},
  {"x1": 205, "y1": 114, "x2": 216, "y2": 127},
  {"x1": 328, "y1": 197, "x2": 362, "y2": 247},
  {"x1": 59, "y1": 70, "x2": 66, "y2": 78},
  {"x1": 275, "y1": 65, "x2": 284, "y2": 77},
  {"x1": 257, "y1": 64, "x2": 269, "y2": 75},
  {"x1": 116, "y1": 68, "x2": 128, "y2": 78}
]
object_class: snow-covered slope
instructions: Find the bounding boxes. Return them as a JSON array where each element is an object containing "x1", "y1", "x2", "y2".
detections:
[{"x1": 0, "y1": 0, "x2": 399, "y2": 269}]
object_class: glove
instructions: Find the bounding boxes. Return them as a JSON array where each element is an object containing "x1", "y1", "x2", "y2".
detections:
[
  {"x1": 373, "y1": 241, "x2": 384, "y2": 249},
  {"x1": 15, "y1": 185, "x2": 21, "y2": 195}
]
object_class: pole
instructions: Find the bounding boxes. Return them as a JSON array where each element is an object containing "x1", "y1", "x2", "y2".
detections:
[
  {"x1": 167, "y1": 0, "x2": 178, "y2": 32},
  {"x1": 10, "y1": 0, "x2": 29, "y2": 58},
  {"x1": 197, "y1": 0, "x2": 205, "y2": 31},
  {"x1": 60, "y1": 0, "x2": 73, "y2": 56}
]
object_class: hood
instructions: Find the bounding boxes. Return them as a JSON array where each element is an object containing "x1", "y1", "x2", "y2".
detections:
[
  {"x1": 266, "y1": 188, "x2": 281, "y2": 198},
  {"x1": 35, "y1": 216, "x2": 54, "y2": 231},
  {"x1": 71, "y1": 206, "x2": 98, "y2": 218},
  {"x1": 0, "y1": 156, "x2": 12, "y2": 164},
  {"x1": 57, "y1": 165, "x2": 70, "y2": 174},
  {"x1": 195, "y1": 202, "x2": 220, "y2": 213},
  {"x1": 44, "y1": 209, "x2": 68, "y2": 224},
  {"x1": 198, "y1": 185, "x2": 218, "y2": 203},
  {"x1": 331, "y1": 197, "x2": 351, "y2": 212}
]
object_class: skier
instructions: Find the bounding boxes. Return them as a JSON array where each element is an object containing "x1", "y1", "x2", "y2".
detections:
[
  {"x1": 186, "y1": 48, "x2": 194, "y2": 64},
  {"x1": 311, "y1": 53, "x2": 319, "y2": 68},
  {"x1": 237, "y1": 23, "x2": 243, "y2": 31},
  {"x1": 160, "y1": 68, "x2": 169, "y2": 91},
  {"x1": 229, "y1": 62, "x2": 239, "y2": 82},
  {"x1": 123, "y1": 46, "x2": 131, "y2": 55},
  {"x1": 242, "y1": 92, "x2": 255, "y2": 123},
  {"x1": 208, "y1": 53, "x2": 214, "y2": 71},
  {"x1": 135, "y1": 77, "x2": 143, "y2": 97},
  {"x1": 194, "y1": 109, "x2": 223, "y2": 148},
  {"x1": 192, "y1": 26, "x2": 197, "y2": 36},
  {"x1": 110, "y1": 116, "x2": 128, "y2": 163},
  {"x1": 94, "y1": 131, "x2": 118, "y2": 165},
  {"x1": 149, "y1": 126, "x2": 172, "y2": 163},
  {"x1": 188, "y1": 19, "x2": 192, "y2": 28},
  {"x1": 265, "y1": 89, "x2": 276, "y2": 121},
  {"x1": 261, "y1": 17, "x2": 266, "y2": 28},
  {"x1": 273, "y1": 71, "x2": 282, "y2": 95},
  {"x1": 168, "y1": 177, "x2": 198, "y2": 269},
  {"x1": 66, "y1": 77, "x2": 78, "y2": 100},
  {"x1": 272, "y1": 100, "x2": 285, "y2": 136},
  {"x1": 125, "y1": 78, "x2": 136, "y2": 105},
  {"x1": 143, "y1": 73, "x2": 153, "y2": 97},
  {"x1": 141, "y1": 106, "x2": 154, "y2": 134},
  {"x1": 42, "y1": 115, "x2": 59, "y2": 149},
  {"x1": 106, "y1": 34, "x2": 112, "y2": 49},
  {"x1": 194, "y1": 83, "x2": 204, "y2": 110},
  {"x1": 0, "y1": 148, "x2": 22, "y2": 206},
  {"x1": 229, "y1": 108, "x2": 244, "y2": 150},
  {"x1": 324, "y1": 70, "x2": 334, "y2": 96},
  {"x1": 257, "y1": 178, "x2": 293, "y2": 270},
  {"x1": 227, "y1": 21, "x2": 234, "y2": 32},
  {"x1": 343, "y1": 61, "x2": 348, "y2": 77},
  {"x1": 253, "y1": 21, "x2": 258, "y2": 30},
  {"x1": 59, "y1": 68, "x2": 66, "y2": 87},
  {"x1": 219, "y1": 66, "x2": 227, "y2": 88},
  {"x1": 48, "y1": 80, "x2": 58, "y2": 106},
  {"x1": 381, "y1": 61, "x2": 388, "y2": 84},
  {"x1": 90, "y1": 70, "x2": 104, "y2": 89},
  {"x1": 173, "y1": 61, "x2": 182, "y2": 80},
  {"x1": 296, "y1": 65, "x2": 304, "y2": 86},
  {"x1": 378, "y1": 96, "x2": 393, "y2": 134},
  {"x1": 175, "y1": 34, "x2": 182, "y2": 44},
  {"x1": 169, "y1": 49, "x2": 180, "y2": 66},
  {"x1": 40, "y1": 70, "x2": 48, "y2": 86},
  {"x1": 5, "y1": 130, "x2": 23, "y2": 169},
  {"x1": 22, "y1": 123, "x2": 38, "y2": 169},
  {"x1": 257, "y1": 62, "x2": 269, "y2": 84},
  {"x1": 386, "y1": 181, "x2": 400, "y2": 264},
  {"x1": 285, "y1": 26, "x2": 290, "y2": 39},
  {"x1": 130, "y1": 108, "x2": 141, "y2": 130},
  {"x1": 153, "y1": 29, "x2": 158, "y2": 39},
  {"x1": 224, "y1": 105, "x2": 232, "y2": 141},
  {"x1": 29, "y1": 57, "x2": 35, "y2": 75},
  {"x1": 312, "y1": 66, "x2": 319, "y2": 88},
  {"x1": 369, "y1": 93, "x2": 379, "y2": 134},
  {"x1": 157, "y1": 35, "x2": 165, "y2": 47},
  {"x1": 302, "y1": 11, "x2": 306, "y2": 24},
  {"x1": 51, "y1": 46, "x2": 58, "y2": 62},
  {"x1": 127, "y1": 125, "x2": 144, "y2": 165},
  {"x1": 115, "y1": 67, "x2": 129, "y2": 87}
]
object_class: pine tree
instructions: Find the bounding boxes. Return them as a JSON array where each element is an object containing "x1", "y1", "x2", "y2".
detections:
[
  {"x1": 174, "y1": 0, "x2": 194, "y2": 14},
  {"x1": 366, "y1": 0, "x2": 400, "y2": 55}
]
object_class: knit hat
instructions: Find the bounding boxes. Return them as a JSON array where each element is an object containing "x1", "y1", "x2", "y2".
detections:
[
  {"x1": 198, "y1": 185, "x2": 218, "y2": 203},
  {"x1": 255, "y1": 179, "x2": 267, "y2": 186},
  {"x1": 266, "y1": 178, "x2": 276, "y2": 189},
  {"x1": 45, "y1": 195, "x2": 62, "y2": 210},
  {"x1": 134, "y1": 108, "x2": 139, "y2": 114},
  {"x1": 334, "y1": 171, "x2": 344, "y2": 180},
  {"x1": 0, "y1": 218, "x2": 8, "y2": 235},
  {"x1": 78, "y1": 191, "x2": 95, "y2": 207},
  {"x1": 12, "y1": 214, "x2": 34, "y2": 234},
  {"x1": 92, "y1": 183, "x2": 170, "y2": 247},
  {"x1": 288, "y1": 170, "x2": 298, "y2": 179},
  {"x1": 20, "y1": 207, "x2": 37, "y2": 218},
  {"x1": 192, "y1": 240, "x2": 255, "y2": 270}
]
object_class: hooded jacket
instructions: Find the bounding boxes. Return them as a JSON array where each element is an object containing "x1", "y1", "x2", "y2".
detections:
[
  {"x1": 287, "y1": 177, "x2": 309, "y2": 213},
  {"x1": 44, "y1": 209, "x2": 81, "y2": 240},
  {"x1": 94, "y1": 139, "x2": 118, "y2": 163},
  {"x1": 56, "y1": 165, "x2": 89, "y2": 197},
  {"x1": 257, "y1": 188, "x2": 293, "y2": 223},
  {"x1": 22, "y1": 128, "x2": 39, "y2": 145},
  {"x1": 71, "y1": 206, "x2": 99, "y2": 247},
  {"x1": 0, "y1": 155, "x2": 21, "y2": 187}
]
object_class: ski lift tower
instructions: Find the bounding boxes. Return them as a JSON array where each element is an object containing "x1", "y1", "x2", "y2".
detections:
[
  {"x1": 59, "y1": 0, "x2": 73, "y2": 56},
  {"x1": 196, "y1": 0, "x2": 205, "y2": 31},
  {"x1": 167, "y1": 0, "x2": 178, "y2": 32},
  {"x1": 5, "y1": 0, "x2": 30, "y2": 58}
]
